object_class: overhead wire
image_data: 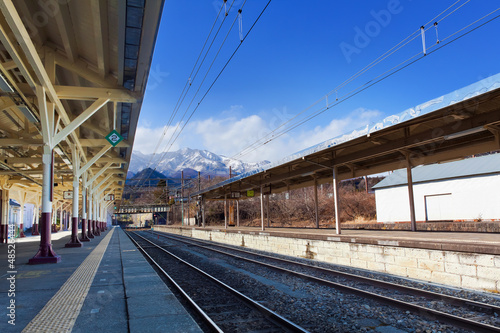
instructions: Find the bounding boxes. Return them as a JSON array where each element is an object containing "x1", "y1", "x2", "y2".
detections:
[
  {"x1": 129, "y1": 1, "x2": 238, "y2": 193},
  {"x1": 231, "y1": 2, "x2": 499, "y2": 160},
  {"x1": 127, "y1": 0, "x2": 271, "y2": 198},
  {"x1": 133, "y1": 1, "x2": 500, "y2": 206},
  {"x1": 150, "y1": 0, "x2": 270, "y2": 172},
  {"x1": 230, "y1": 1, "x2": 473, "y2": 160}
]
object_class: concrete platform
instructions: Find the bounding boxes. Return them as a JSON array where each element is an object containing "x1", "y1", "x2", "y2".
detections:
[
  {"x1": 0, "y1": 226, "x2": 202, "y2": 333},
  {"x1": 155, "y1": 225, "x2": 500, "y2": 293},
  {"x1": 166, "y1": 225, "x2": 500, "y2": 255}
]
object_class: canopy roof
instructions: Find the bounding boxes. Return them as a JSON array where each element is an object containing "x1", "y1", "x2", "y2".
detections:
[
  {"x1": 194, "y1": 73, "x2": 500, "y2": 199},
  {"x1": 0, "y1": 0, "x2": 164, "y2": 206}
]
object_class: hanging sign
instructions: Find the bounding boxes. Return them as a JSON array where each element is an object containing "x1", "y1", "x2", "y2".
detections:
[
  {"x1": 63, "y1": 191, "x2": 73, "y2": 199},
  {"x1": 104, "y1": 194, "x2": 115, "y2": 201},
  {"x1": 105, "y1": 129, "x2": 123, "y2": 147},
  {"x1": 246, "y1": 190, "x2": 254, "y2": 197}
]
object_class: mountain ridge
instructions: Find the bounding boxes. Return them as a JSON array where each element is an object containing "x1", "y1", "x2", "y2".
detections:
[{"x1": 128, "y1": 148, "x2": 270, "y2": 179}]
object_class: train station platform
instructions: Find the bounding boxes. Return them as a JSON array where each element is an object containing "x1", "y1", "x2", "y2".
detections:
[
  {"x1": 155, "y1": 225, "x2": 500, "y2": 294},
  {"x1": 0, "y1": 227, "x2": 202, "y2": 333},
  {"x1": 158, "y1": 225, "x2": 500, "y2": 255}
]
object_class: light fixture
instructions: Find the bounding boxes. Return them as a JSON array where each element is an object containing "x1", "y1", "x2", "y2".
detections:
[
  {"x1": 17, "y1": 104, "x2": 39, "y2": 123},
  {"x1": 443, "y1": 126, "x2": 486, "y2": 141},
  {"x1": 0, "y1": 73, "x2": 14, "y2": 93}
]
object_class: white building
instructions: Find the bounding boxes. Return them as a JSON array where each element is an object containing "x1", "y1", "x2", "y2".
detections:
[{"x1": 373, "y1": 154, "x2": 500, "y2": 223}]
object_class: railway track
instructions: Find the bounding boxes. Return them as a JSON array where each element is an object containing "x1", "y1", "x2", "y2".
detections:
[
  {"x1": 144, "y1": 230, "x2": 500, "y2": 333},
  {"x1": 126, "y1": 230, "x2": 309, "y2": 333}
]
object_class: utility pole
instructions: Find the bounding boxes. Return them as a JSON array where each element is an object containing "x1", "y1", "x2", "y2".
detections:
[
  {"x1": 181, "y1": 171, "x2": 184, "y2": 226},
  {"x1": 198, "y1": 171, "x2": 201, "y2": 226}
]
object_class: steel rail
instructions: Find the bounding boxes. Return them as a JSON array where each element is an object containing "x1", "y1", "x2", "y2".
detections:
[
  {"x1": 149, "y1": 230, "x2": 500, "y2": 333},
  {"x1": 125, "y1": 231, "x2": 223, "y2": 333},
  {"x1": 151, "y1": 230, "x2": 500, "y2": 314},
  {"x1": 128, "y1": 231, "x2": 310, "y2": 333}
]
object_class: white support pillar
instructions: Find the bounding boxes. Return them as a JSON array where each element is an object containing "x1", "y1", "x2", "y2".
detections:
[
  {"x1": 80, "y1": 173, "x2": 90, "y2": 242},
  {"x1": 29, "y1": 147, "x2": 60, "y2": 264},
  {"x1": 66, "y1": 172, "x2": 82, "y2": 246},
  {"x1": 333, "y1": 166, "x2": 341, "y2": 235},
  {"x1": 0, "y1": 188, "x2": 10, "y2": 243},
  {"x1": 87, "y1": 184, "x2": 94, "y2": 238}
]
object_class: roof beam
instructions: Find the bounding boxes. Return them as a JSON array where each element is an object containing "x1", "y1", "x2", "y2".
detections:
[
  {"x1": 90, "y1": 0, "x2": 109, "y2": 78},
  {"x1": 52, "y1": 98, "x2": 109, "y2": 146},
  {"x1": 79, "y1": 139, "x2": 130, "y2": 148},
  {"x1": 0, "y1": 138, "x2": 44, "y2": 147},
  {"x1": 88, "y1": 162, "x2": 113, "y2": 185},
  {"x1": 78, "y1": 145, "x2": 111, "y2": 177},
  {"x1": 0, "y1": 1, "x2": 87, "y2": 162},
  {"x1": 54, "y1": 85, "x2": 138, "y2": 103},
  {"x1": 52, "y1": 51, "x2": 118, "y2": 87},
  {"x1": 53, "y1": 1, "x2": 78, "y2": 63}
]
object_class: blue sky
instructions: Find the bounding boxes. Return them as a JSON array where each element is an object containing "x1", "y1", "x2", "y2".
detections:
[{"x1": 134, "y1": 0, "x2": 500, "y2": 162}]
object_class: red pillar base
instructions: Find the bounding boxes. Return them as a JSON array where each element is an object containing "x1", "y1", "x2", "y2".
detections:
[
  {"x1": 0, "y1": 224, "x2": 7, "y2": 243},
  {"x1": 80, "y1": 219, "x2": 91, "y2": 241},
  {"x1": 29, "y1": 251, "x2": 61, "y2": 264},
  {"x1": 65, "y1": 217, "x2": 82, "y2": 247},
  {"x1": 88, "y1": 219, "x2": 94, "y2": 238},
  {"x1": 29, "y1": 213, "x2": 61, "y2": 264},
  {"x1": 19, "y1": 223, "x2": 26, "y2": 238},
  {"x1": 32, "y1": 223, "x2": 39, "y2": 235},
  {"x1": 65, "y1": 238, "x2": 83, "y2": 247},
  {"x1": 94, "y1": 220, "x2": 101, "y2": 236}
]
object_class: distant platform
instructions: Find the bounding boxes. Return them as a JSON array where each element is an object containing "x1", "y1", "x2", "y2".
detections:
[{"x1": 159, "y1": 224, "x2": 500, "y2": 255}]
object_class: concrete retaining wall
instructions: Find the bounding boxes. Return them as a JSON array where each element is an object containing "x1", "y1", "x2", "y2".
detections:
[{"x1": 155, "y1": 226, "x2": 500, "y2": 294}]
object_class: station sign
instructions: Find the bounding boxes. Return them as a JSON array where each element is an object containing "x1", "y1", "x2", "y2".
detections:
[
  {"x1": 105, "y1": 129, "x2": 123, "y2": 147},
  {"x1": 231, "y1": 192, "x2": 241, "y2": 198},
  {"x1": 104, "y1": 194, "x2": 115, "y2": 201},
  {"x1": 246, "y1": 190, "x2": 254, "y2": 197}
]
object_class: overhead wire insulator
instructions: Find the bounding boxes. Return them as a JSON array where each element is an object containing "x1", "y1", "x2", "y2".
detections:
[
  {"x1": 434, "y1": 22, "x2": 440, "y2": 44},
  {"x1": 420, "y1": 25, "x2": 427, "y2": 55},
  {"x1": 238, "y1": 9, "x2": 243, "y2": 42}
]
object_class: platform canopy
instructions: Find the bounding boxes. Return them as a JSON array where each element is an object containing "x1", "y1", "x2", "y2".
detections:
[
  {"x1": 194, "y1": 74, "x2": 500, "y2": 200},
  {"x1": 0, "y1": 0, "x2": 164, "y2": 206}
]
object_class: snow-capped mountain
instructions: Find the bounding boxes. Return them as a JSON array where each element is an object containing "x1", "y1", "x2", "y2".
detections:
[{"x1": 128, "y1": 148, "x2": 270, "y2": 178}]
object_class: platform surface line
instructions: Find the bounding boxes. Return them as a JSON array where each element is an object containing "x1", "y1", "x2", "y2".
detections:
[{"x1": 22, "y1": 229, "x2": 115, "y2": 333}]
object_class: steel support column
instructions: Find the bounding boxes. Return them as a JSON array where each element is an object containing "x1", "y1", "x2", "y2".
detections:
[
  {"x1": 32, "y1": 197, "x2": 40, "y2": 236},
  {"x1": 29, "y1": 149, "x2": 61, "y2": 264},
  {"x1": 266, "y1": 194, "x2": 270, "y2": 228},
  {"x1": 224, "y1": 193, "x2": 227, "y2": 229},
  {"x1": 333, "y1": 166, "x2": 341, "y2": 235},
  {"x1": 93, "y1": 198, "x2": 101, "y2": 236},
  {"x1": 87, "y1": 186, "x2": 94, "y2": 239},
  {"x1": 405, "y1": 153, "x2": 417, "y2": 231},
  {"x1": 260, "y1": 186, "x2": 264, "y2": 231},
  {"x1": 314, "y1": 177, "x2": 319, "y2": 229},
  {"x1": 0, "y1": 189, "x2": 8, "y2": 243},
  {"x1": 80, "y1": 179, "x2": 90, "y2": 242},
  {"x1": 66, "y1": 177, "x2": 82, "y2": 247},
  {"x1": 236, "y1": 200, "x2": 240, "y2": 227}
]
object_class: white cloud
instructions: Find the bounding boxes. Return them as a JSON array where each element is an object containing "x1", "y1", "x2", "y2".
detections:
[
  {"x1": 133, "y1": 123, "x2": 183, "y2": 155},
  {"x1": 133, "y1": 107, "x2": 382, "y2": 163}
]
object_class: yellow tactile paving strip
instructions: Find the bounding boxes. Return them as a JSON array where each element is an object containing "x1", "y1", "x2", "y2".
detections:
[{"x1": 22, "y1": 229, "x2": 115, "y2": 333}]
